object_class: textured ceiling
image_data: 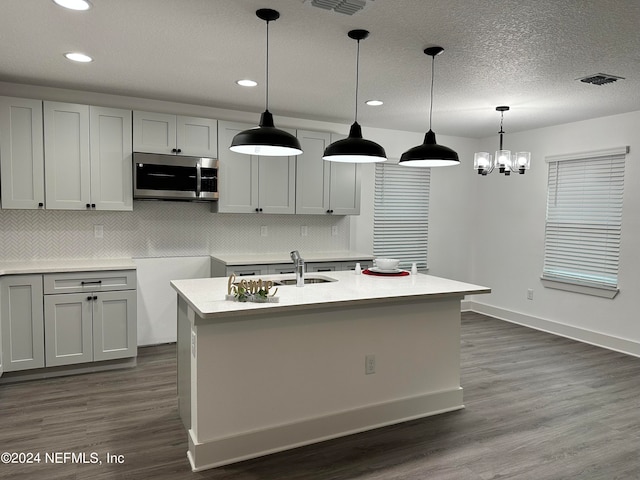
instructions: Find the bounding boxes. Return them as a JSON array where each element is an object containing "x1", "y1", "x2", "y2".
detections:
[{"x1": 1, "y1": 0, "x2": 639, "y2": 138}]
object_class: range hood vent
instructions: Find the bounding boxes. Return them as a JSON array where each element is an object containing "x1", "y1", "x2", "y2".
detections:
[{"x1": 578, "y1": 73, "x2": 624, "y2": 86}]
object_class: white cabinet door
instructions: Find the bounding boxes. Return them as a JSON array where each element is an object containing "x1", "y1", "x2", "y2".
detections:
[
  {"x1": 329, "y1": 161, "x2": 361, "y2": 215},
  {"x1": 93, "y1": 289, "x2": 137, "y2": 361},
  {"x1": 133, "y1": 111, "x2": 218, "y2": 157},
  {"x1": 177, "y1": 115, "x2": 218, "y2": 157},
  {"x1": 44, "y1": 101, "x2": 91, "y2": 210},
  {"x1": 0, "y1": 275, "x2": 45, "y2": 372},
  {"x1": 295, "y1": 130, "x2": 331, "y2": 214},
  {"x1": 258, "y1": 154, "x2": 296, "y2": 214},
  {"x1": 44, "y1": 292, "x2": 93, "y2": 367},
  {"x1": 295, "y1": 130, "x2": 361, "y2": 215},
  {"x1": 133, "y1": 111, "x2": 177, "y2": 154},
  {"x1": 90, "y1": 106, "x2": 133, "y2": 211},
  {"x1": 0, "y1": 97, "x2": 45, "y2": 209},
  {"x1": 217, "y1": 121, "x2": 260, "y2": 213},
  {"x1": 327, "y1": 133, "x2": 361, "y2": 215}
]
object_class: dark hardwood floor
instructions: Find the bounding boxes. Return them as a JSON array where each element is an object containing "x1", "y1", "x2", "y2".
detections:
[{"x1": 1, "y1": 312, "x2": 639, "y2": 479}]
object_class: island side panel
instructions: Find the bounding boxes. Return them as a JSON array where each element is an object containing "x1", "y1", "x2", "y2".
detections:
[
  {"x1": 177, "y1": 295, "x2": 191, "y2": 429},
  {"x1": 188, "y1": 296, "x2": 464, "y2": 470}
]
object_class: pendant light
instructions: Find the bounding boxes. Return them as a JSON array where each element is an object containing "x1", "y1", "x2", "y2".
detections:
[
  {"x1": 230, "y1": 9, "x2": 302, "y2": 157},
  {"x1": 322, "y1": 29, "x2": 387, "y2": 163},
  {"x1": 474, "y1": 106, "x2": 531, "y2": 175},
  {"x1": 400, "y1": 47, "x2": 459, "y2": 167}
]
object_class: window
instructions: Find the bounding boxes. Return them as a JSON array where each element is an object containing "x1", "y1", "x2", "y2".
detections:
[
  {"x1": 374, "y1": 162, "x2": 430, "y2": 270},
  {"x1": 542, "y1": 146, "x2": 628, "y2": 298}
]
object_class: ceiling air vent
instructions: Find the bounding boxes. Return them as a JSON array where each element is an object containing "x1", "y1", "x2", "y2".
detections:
[
  {"x1": 304, "y1": 0, "x2": 373, "y2": 15},
  {"x1": 578, "y1": 73, "x2": 624, "y2": 86}
]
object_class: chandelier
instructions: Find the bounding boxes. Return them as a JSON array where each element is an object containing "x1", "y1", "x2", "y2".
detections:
[{"x1": 474, "y1": 106, "x2": 530, "y2": 175}]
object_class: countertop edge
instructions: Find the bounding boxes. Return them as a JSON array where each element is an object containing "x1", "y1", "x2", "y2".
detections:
[
  {"x1": 0, "y1": 258, "x2": 136, "y2": 276},
  {"x1": 211, "y1": 251, "x2": 375, "y2": 265},
  {"x1": 171, "y1": 280, "x2": 491, "y2": 322}
]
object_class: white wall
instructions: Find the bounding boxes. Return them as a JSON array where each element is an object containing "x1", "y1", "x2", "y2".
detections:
[{"x1": 466, "y1": 111, "x2": 640, "y2": 355}]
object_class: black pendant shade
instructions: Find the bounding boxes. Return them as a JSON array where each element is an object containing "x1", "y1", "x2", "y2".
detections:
[
  {"x1": 323, "y1": 29, "x2": 386, "y2": 163},
  {"x1": 230, "y1": 9, "x2": 303, "y2": 157},
  {"x1": 399, "y1": 46, "x2": 459, "y2": 167},
  {"x1": 322, "y1": 122, "x2": 386, "y2": 163},
  {"x1": 230, "y1": 110, "x2": 302, "y2": 156},
  {"x1": 399, "y1": 129, "x2": 459, "y2": 167}
]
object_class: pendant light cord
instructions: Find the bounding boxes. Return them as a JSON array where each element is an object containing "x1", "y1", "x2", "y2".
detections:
[
  {"x1": 354, "y1": 39, "x2": 361, "y2": 122},
  {"x1": 265, "y1": 19, "x2": 270, "y2": 111},
  {"x1": 428, "y1": 54, "x2": 435, "y2": 130}
]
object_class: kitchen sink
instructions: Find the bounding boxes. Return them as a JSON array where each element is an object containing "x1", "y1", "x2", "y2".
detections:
[
  {"x1": 232, "y1": 275, "x2": 337, "y2": 287},
  {"x1": 278, "y1": 276, "x2": 337, "y2": 285}
]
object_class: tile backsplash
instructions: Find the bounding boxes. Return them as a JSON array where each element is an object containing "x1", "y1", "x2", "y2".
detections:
[{"x1": 0, "y1": 201, "x2": 350, "y2": 260}]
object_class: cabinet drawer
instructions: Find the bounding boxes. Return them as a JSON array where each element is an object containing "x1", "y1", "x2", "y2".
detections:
[
  {"x1": 225, "y1": 265, "x2": 269, "y2": 277},
  {"x1": 44, "y1": 270, "x2": 136, "y2": 294},
  {"x1": 306, "y1": 262, "x2": 339, "y2": 272}
]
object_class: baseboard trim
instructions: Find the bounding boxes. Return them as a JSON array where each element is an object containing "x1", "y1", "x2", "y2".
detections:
[
  {"x1": 187, "y1": 388, "x2": 464, "y2": 471},
  {"x1": 466, "y1": 301, "x2": 640, "y2": 358}
]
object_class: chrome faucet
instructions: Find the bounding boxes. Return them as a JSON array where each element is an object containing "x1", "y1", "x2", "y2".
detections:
[{"x1": 290, "y1": 250, "x2": 305, "y2": 287}]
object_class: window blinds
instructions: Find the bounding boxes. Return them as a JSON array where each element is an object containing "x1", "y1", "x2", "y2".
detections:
[
  {"x1": 543, "y1": 147, "x2": 627, "y2": 290},
  {"x1": 374, "y1": 162, "x2": 430, "y2": 270}
]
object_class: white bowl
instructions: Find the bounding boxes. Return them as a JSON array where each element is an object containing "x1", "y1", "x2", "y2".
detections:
[{"x1": 375, "y1": 258, "x2": 400, "y2": 270}]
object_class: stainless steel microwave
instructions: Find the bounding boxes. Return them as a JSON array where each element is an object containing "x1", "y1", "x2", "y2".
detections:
[{"x1": 133, "y1": 152, "x2": 219, "y2": 201}]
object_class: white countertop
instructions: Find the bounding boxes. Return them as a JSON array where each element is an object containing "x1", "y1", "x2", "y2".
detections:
[
  {"x1": 0, "y1": 258, "x2": 136, "y2": 276},
  {"x1": 171, "y1": 270, "x2": 490, "y2": 320},
  {"x1": 211, "y1": 251, "x2": 374, "y2": 265}
]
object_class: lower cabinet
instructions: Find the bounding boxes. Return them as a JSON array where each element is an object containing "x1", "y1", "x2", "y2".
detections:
[
  {"x1": 211, "y1": 259, "x2": 372, "y2": 277},
  {"x1": 0, "y1": 275, "x2": 45, "y2": 372},
  {"x1": 0, "y1": 270, "x2": 137, "y2": 374},
  {"x1": 43, "y1": 270, "x2": 137, "y2": 367},
  {"x1": 44, "y1": 290, "x2": 136, "y2": 367}
]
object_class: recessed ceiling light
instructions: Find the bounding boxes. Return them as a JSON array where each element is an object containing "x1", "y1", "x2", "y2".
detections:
[
  {"x1": 64, "y1": 52, "x2": 93, "y2": 63},
  {"x1": 236, "y1": 79, "x2": 258, "y2": 87},
  {"x1": 366, "y1": 100, "x2": 383, "y2": 106},
  {"x1": 53, "y1": 0, "x2": 92, "y2": 10}
]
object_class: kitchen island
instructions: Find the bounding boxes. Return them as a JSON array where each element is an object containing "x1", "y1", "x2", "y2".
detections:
[{"x1": 171, "y1": 271, "x2": 490, "y2": 471}]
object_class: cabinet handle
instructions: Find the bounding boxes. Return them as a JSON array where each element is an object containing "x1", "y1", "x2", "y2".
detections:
[
  {"x1": 87, "y1": 295, "x2": 93, "y2": 301},
  {"x1": 327, "y1": 209, "x2": 334, "y2": 214},
  {"x1": 81, "y1": 280, "x2": 102, "y2": 285},
  {"x1": 38, "y1": 202, "x2": 44, "y2": 208},
  {"x1": 171, "y1": 148, "x2": 177, "y2": 153},
  {"x1": 93, "y1": 295, "x2": 98, "y2": 300},
  {"x1": 86, "y1": 203, "x2": 91, "y2": 209},
  {"x1": 255, "y1": 208, "x2": 263, "y2": 213},
  {"x1": 176, "y1": 148, "x2": 182, "y2": 154}
]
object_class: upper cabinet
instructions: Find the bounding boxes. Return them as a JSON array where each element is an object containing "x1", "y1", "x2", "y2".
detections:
[
  {"x1": 217, "y1": 121, "x2": 296, "y2": 214},
  {"x1": 133, "y1": 111, "x2": 217, "y2": 157},
  {"x1": 296, "y1": 130, "x2": 361, "y2": 215},
  {"x1": 0, "y1": 96, "x2": 45, "y2": 209},
  {"x1": 44, "y1": 102, "x2": 133, "y2": 211}
]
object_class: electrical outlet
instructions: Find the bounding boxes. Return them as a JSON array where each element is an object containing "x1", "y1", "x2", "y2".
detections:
[
  {"x1": 365, "y1": 354, "x2": 376, "y2": 375},
  {"x1": 301, "y1": 225, "x2": 308, "y2": 236},
  {"x1": 94, "y1": 225, "x2": 103, "y2": 238},
  {"x1": 260, "y1": 225, "x2": 268, "y2": 237},
  {"x1": 331, "y1": 225, "x2": 338, "y2": 236},
  {"x1": 527, "y1": 288, "x2": 534, "y2": 300}
]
